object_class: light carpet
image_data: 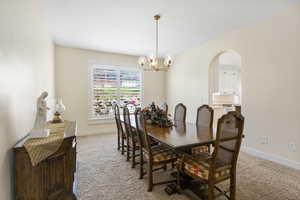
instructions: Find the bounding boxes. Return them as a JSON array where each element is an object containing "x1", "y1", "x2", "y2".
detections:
[{"x1": 76, "y1": 134, "x2": 300, "y2": 200}]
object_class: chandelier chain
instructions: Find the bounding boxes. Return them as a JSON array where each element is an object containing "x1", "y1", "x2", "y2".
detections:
[{"x1": 156, "y1": 17, "x2": 159, "y2": 58}]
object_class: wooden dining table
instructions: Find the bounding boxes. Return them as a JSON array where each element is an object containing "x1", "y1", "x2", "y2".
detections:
[{"x1": 121, "y1": 114, "x2": 215, "y2": 151}]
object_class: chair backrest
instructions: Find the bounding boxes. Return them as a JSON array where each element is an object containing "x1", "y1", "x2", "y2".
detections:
[
  {"x1": 114, "y1": 104, "x2": 123, "y2": 133},
  {"x1": 126, "y1": 103, "x2": 137, "y2": 114},
  {"x1": 135, "y1": 109, "x2": 152, "y2": 154},
  {"x1": 212, "y1": 111, "x2": 244, "y2": 168},
  {"x1": 123, "y1": 106, "x2": 134, "y2": 139},
  {"x1": 160, "y1": 103, "x2": 168, "y2": 114},
  {"x1": 235, "y1": 105, "x2": 241, "y2": 114},
  {"x1": 196, "y1": 105, "x2": 214, "y2": 128},
  {"x1": 174, "y1": 103, "x2": 187, "y2": 123}
]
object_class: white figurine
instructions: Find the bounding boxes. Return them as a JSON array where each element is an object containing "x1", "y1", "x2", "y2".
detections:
[{"x1": 29, "y1": 91, "x2": 50, "y2": 138}]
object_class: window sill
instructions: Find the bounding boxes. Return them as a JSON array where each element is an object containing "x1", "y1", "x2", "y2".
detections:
[{"x1": 88, "y1": 118, "x2": 115, "y2": 125}]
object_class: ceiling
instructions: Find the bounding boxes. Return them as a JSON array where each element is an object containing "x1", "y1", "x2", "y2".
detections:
[{"x1": 39, "y1": 0, "x2": 299, "y2": 56}]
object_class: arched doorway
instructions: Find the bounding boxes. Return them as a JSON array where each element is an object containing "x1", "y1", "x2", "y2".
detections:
[{"x1": 208, "y1": 50, "x2": 242, "y2": 130}]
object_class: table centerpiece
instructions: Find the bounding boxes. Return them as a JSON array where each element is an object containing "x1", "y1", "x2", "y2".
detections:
[{"x1": 142, "y1": 102, "x2": 173, "y2": 128}]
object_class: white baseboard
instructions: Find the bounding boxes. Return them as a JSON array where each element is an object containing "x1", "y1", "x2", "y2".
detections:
[
  {"x1": 241, "y1": 146, "x2": 300, "y2": 170},
  {"x1": 77, "y1": 130, "x2": 115, "y2": 137}
]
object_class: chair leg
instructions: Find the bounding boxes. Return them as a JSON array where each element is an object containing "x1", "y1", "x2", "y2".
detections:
[
  {"x1": 230, "y1": 171, "x2": 237, "y2": 200},
  {"x1": 208, "y1": 180, "x2": 215, "y2": 200},
  {"x1": 139, "y1": 149, "x2": 144, "y2": 179},
  {"x1": 117, "y1": 130, "x2": 120, "y2": 151},
  {"x1": 147, "y1": 162, "x2": 153, "y2": 192},
  {"x1": 121, "y1": 137, "x2": 125, "y2": 155},
  {"x1": 132, "y1": 144, "x2": 136, "y2": 168},
  {"x1": 163, "y1": 164, "x2": 167, "y2": 171},
  {"x1": 171, "y1": 161, "x2": 175, "y2": 169},
  {"x1": 176, "y1": 170, "x2": 182, "y2": 194},
  {"x1": 126, "y1": 141, "x2": 130, "y2": 161}
]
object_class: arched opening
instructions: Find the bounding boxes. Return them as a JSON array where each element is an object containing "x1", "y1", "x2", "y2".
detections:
[{"x1": 208, "y1": 50, "x2": 242, "y2": 130}]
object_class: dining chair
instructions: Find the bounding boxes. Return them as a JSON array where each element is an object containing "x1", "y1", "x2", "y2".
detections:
[
  {"x1": 126, "y1": 102, "x2": 137, "y2": 113},
  {"x1": 177, "y1": 111, "x2": 244, "y2": 200},
  {"x1": 235, "y1": 105, "x2": 241, "y2": 114},
  {"x1": 123, "y1": 105, "x2": 140, "y2": 168},
  {"x1": 174, "y1": 103, "x2": 187, "y2": 124},
  {"x1": 160, "y1": 102, "x2": 168, "y2": 114},
  {"x1": 113, "y1": 104, "x2": 126, "y2": 154},
  {"x1": 192, "y1": 105, "x2": 214, "y2": 155},
  {"x1": 135, "y1": 109, "x2": 177, "y2": 192}
]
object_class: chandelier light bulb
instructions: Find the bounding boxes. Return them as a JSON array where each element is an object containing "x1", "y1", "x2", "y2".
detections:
[
  {"x1": 138, "y1": 56, "x2": 147, "y2": 67},
  {"x1": 164, "y1": 56, "x2": 173, "y2": 67},
  {"x1": 149, "y1": 56, "x2": 157, "y2": 67}
]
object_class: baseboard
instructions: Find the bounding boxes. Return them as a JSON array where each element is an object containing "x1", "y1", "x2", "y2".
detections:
[
  {"x1": 77, "y1": 130, "x2": 115, "y2": 137},
  {"x1": 241, "y1": 146, "x2": 300, "y2": 170}
]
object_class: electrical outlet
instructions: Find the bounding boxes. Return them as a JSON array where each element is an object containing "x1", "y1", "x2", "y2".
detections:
[
  {"x1": 260, "y1": 136, "x2": 269, "y2": 145},
  {"x1": 288, "y1": 143, "x2": 296, "y2": 152}
]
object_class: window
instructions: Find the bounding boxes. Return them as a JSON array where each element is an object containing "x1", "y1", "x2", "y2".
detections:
[{"x1": 89, "y1": 65, "x2": 142, "y2": 120}]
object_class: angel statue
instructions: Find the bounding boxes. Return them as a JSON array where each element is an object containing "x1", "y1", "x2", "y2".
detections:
[{"x1": 29, "y1": 91, "x2": 50, "y2": 138}]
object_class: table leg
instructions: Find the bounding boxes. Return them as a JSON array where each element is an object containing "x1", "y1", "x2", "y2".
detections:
[{"x1": 165, "y1": 171, "x2": 208, "y2": 199}]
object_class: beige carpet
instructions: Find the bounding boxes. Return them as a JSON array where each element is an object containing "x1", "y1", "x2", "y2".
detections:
[{"x1": 76, "y1": 134, "x2": 300, "y2": 200}]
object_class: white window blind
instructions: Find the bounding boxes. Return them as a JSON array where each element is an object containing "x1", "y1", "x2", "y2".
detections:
[{"x1": 89, "y1": 65, "x2": 142, "y2": 119}]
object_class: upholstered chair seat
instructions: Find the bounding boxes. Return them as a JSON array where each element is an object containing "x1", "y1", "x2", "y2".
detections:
[
  {"x1": 180, "y1": 153, "x2": 231, "y2": 181},
  {"x1": 191, "y1": 146, "x2": 210, "y2": 155},
  {"x1": 143, "y1": 145, "x2": 176, "y2": 164}
]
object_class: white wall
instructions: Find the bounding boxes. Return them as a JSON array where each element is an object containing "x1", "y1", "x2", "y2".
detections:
[
  {"x1": 55, "y1": 46, "x2": 166, "y2": 136},
  {"x1": 0, "y1": 0, "x2": 55, "y2": 199},
  {"x1": 167, "y1": 4, "x2": 300, "y2": 164}
]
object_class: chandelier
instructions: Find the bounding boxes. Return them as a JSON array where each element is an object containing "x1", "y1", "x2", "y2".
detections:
[{"x1": 138, "y1": 15, "x2": 173, "y2": 72}]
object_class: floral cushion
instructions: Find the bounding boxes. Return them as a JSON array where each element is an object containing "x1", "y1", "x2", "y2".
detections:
[
  {"x1": 143, "y1": 145, "x2": 176, "y2": 163},
  {"x1": 191, "y1": 145, "x2": 209, "y2": 154},
  {"x1": 182, "y1": 155, "x2": 231, "y2": 181}
]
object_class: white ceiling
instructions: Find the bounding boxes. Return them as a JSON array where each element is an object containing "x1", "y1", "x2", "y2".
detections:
[{"x1": 40, "y1": 0, "x2": 299, "y2": 56}]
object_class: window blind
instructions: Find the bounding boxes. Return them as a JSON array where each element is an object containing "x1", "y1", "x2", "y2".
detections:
[{"x1": 90, "y1": 66, "x2": 142, "y2": 119}]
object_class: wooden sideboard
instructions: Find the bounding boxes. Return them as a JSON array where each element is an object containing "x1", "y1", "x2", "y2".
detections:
[{"x1": 13, "y1": 135, "x2": 77, "y2": 200}]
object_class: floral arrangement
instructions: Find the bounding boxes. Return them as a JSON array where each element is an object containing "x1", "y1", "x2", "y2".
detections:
[{"x1": 142, "y1": 102, "x2": 173, "y2": 128}]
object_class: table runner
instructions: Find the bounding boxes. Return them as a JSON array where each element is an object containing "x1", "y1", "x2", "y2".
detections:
[{"x1": 24, "y1": 120, "x2": 71, "y2": 166}]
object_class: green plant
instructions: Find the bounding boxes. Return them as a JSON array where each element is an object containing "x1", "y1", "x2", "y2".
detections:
[{"x1": 142, "y1": 102, "x2": 173, "y2": 128}]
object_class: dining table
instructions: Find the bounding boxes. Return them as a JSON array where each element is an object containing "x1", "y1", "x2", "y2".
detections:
[{"x1": 120, "y1": 114, "x2": 215, "y2": 151}]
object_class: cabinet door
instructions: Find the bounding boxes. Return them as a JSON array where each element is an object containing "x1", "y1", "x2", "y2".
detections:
[
  {"x1": 219, "y1": 68, "x2": 239, "y2": 94},
  {"x1": 219, "y1": 69, "x2": 231, "y2": 94},
  {"x1": 15, "y1": 137, "x2": 77, "y2": 200},
  {"x1": 46, "y1": 137, "x2": 76, "y2": 196},
  {"x1": 231, "y1": 70, "x2": 239, "y2": 94}
]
